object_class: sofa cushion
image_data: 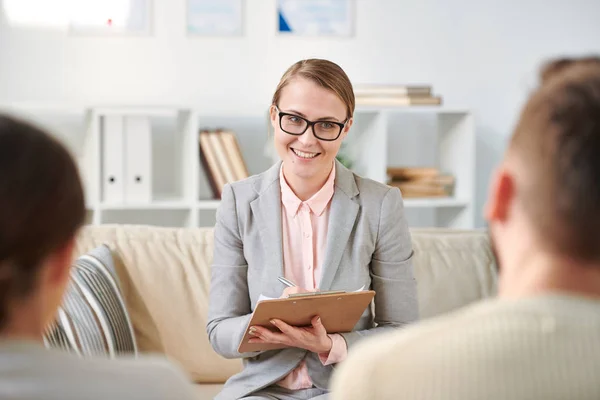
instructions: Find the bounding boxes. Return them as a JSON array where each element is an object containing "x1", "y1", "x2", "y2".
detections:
[
  {"x1": 410, "y1": 228, "x2": 497, "y2": 318},
  {"x1": 75, "y1": 225, "x2": 243, "y2": 383},
  {"x1": 44, "y1": 244, "x2": 137, "y2": 357}
]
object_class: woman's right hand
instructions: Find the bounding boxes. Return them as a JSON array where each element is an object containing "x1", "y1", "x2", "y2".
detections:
[{"x1": 280, "y1": 287, "x2": 317, "y2": 298}]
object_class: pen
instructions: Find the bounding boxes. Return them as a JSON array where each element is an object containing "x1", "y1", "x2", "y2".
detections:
[{"x1": 278, "y1": 276, "x2": 297, "y2": 287}]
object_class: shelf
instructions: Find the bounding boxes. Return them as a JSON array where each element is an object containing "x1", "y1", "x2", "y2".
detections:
[
  {"x1": 93, "y1": 106, "x2": 184, "y2": 117},
  {"x1": 403, "y1": 197, "x2": 469, "y2": 208},
  {"x1": 18, "y1": 103, "x2": 475, "y2": 229},
  {"x1": 197, "y1": 200, "x2": 221, "y2": 210},
  {"x1": 355, "y1": 105, "x2": 470, "y2": 115}
]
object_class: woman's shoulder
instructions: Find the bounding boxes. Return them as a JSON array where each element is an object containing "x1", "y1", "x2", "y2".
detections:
[
  {"x1": 340, "y1": 166, "x2": 397, "y2": 201},
  {"x1": 225, "y1": 163, "x2": 280, "y2": 201},
  {"x1": 354, "y1": 174, "x2": 394, "y2": 195}
]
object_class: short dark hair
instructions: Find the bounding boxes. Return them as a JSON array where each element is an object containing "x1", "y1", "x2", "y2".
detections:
[
  {"x1": 0, "y1": 114, "x2": 85, "y2": 329},
  {"x1": 539, "y1": 56, "x2": 600, "y2": 84},
  {"x1": 509, "y1": 57, "x2": 600, "y2": 262}
]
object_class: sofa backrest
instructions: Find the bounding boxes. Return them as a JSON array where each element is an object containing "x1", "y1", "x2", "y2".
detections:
[
  {"x1": 409, "y1": 228, "x2": 497, "y2": 317},
  {"x1": 74, "y1": 224, "x2": 496, "y2": 384}
]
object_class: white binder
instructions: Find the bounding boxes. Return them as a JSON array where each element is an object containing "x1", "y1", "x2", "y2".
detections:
[
  {"x1": 102, "y1": 115, "x2": 125, "y2": 204},
  {"x1": 124, "y1": 116, "x2": 152, "y2": 203}
]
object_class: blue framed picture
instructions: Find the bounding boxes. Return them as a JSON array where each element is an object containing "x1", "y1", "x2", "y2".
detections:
[{"x1": 277, "y1": 0, "x2": 354, "y2": 36}]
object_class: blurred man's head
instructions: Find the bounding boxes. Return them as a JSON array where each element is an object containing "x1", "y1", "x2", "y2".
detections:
[
  {"x1": 0, "y1": 114, "x2": 85, "y2": 339},
  {"x1": 486, "y1": 56, "x2": 600, "y2": 296}
]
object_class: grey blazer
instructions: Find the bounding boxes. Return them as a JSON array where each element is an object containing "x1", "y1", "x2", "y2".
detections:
[{"x1": 206, "y1": 160, "x2": 419, "y2": 400}]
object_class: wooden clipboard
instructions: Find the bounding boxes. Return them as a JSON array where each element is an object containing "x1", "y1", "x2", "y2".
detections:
[{"x1": 238, "y1": 290, "x2": 375, "y2": 353}]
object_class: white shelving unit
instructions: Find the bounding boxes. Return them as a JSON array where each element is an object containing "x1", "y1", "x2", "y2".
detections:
[
  {"x1": 266, "y1": 106, "x2": 476, "y2": 229},
  {"x1": 1, "y1": 103, "x2": 475, "y2": 229},
  {"x1": 197, "y1": 200, "x2": 221, "y2": 209}
]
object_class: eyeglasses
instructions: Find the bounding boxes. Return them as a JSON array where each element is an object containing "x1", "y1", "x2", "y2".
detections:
[{"x1": 275, "y1": 106, "x2": 347, "y2": 141}]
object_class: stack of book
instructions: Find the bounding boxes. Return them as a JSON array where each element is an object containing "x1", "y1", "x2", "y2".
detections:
[
  {"x1": 387, "y1": 167, "x2": 454, "y2": 198},
  {"x1": 354, "y1": 84, "x2": 442, "y2": 106},
  {"x1": 198, "y1": 129, "x2": 249, "y2": 199}
]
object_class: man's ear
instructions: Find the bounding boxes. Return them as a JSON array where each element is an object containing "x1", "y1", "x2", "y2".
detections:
[
  {"x1": 46, "y1": 238, "x2": 76, "y2": 285},
  {"x1": 485, "y1": 166, "x2": 515, "y2": 223}
]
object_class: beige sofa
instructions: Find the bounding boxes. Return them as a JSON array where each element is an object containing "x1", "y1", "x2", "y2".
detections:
[{"x1": 74, "y1": 224, "x2": 497, "y2": 399}]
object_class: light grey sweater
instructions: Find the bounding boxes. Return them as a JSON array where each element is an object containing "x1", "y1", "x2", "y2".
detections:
[
  {"x1": 331, "y1": 294, "x2": 600, "y2": 400},
  {"x1": 0, "y1": 340, "x2": 197, "y2": 400}
]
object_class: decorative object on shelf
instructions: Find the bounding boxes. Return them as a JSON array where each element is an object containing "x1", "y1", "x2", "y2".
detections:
[
  {"x1": 198, "y1": 129, "x2": 249, "y2": 199},
  {"x1": 186, "y1": 0, "x2": 243, "y2": 36},
  {"x1": 354, "y1": 84, "x2": 442, "y2": 107},
  {"x1": 387, "y1": 167, "x2": 455, "y2": 198},
  {"x1": 277, "y1": 0, "x2": 354, "y2": 37}
]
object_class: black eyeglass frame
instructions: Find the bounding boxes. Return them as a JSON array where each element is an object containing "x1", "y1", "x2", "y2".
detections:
[{"x1": 275, "y1": 106, "x2": 348, "y2": 142}]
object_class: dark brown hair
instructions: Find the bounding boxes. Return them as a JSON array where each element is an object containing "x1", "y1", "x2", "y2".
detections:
[
  {"x1": 539, "y1": 56, "x2": 600, "y2": 84},
  {"x1": 272, "y1": 59, "x2": 355, "y2": 120},
  {"x1": 509, "y1": 57, "x2": 600, "y2": 262},
  {"x1": 0, "y1": 114, "x2": 85, "y2": 329}
]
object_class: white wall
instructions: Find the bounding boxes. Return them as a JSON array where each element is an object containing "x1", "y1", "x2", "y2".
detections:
[{"x1": 1, "y1": 0, "x2": 600, "y2": 227}]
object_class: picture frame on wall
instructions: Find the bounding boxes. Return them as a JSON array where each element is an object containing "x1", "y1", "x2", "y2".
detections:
[
  {"x1": 68, "y1": 0, "x2": 152, "y2": 36},
  {"x1": 186, "y1": 0, "x2": 244, "y2": 36},
  {"x1": 277, "y1": 0, "x2": 354, "y2": 37}
]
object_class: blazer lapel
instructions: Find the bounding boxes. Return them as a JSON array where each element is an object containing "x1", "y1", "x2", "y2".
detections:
[
  {"x1": 319, "y1": 161, "x2": 360, "y2": 291},
  {"x1": 250, "y1": 162, "x2": 284, "y2": 290}
]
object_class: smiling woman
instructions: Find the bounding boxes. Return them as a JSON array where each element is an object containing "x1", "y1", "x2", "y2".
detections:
[
  {"x1": 207, "y1": 58, "x2": 419, "y2": 400},
  {"x1": 269, "y1": 60, "x2": 354, "y2": 201}
]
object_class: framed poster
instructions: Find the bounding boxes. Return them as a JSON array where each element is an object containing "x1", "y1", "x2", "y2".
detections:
[
  {"x1": 187, "y1": 0, "x2": 243, "y2": 36},
  {"x1": 277, "y1": 0, "x2": 354, "y2": 36},
  {"x1": 68, "y1": 0, "x2": 152, "y2": 36}
]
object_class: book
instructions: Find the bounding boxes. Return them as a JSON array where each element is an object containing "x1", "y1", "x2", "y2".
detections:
[
  {"x1": 198, "y1": 130, "x2": 226, "y2": 199},
  {"x1": 387, "y1": 166, "x2": 455, "y2": 198},
  {"x1": 354, "y1": 84, "x2": 432, "y2": 97},
  {"x1": 198, "y1": 129, "x2": 250, "y2": 199},
  {"x1": 388, "y1": 181, "x2": 448, "y2": 198},
  {"x1": 210, "y1": 131, "x2": 237, "y2": 186},
  {"x1": 355, "y1": 95, "x2": 442, "y2": 106},
  {"x1": 387, "y1": 166, "x2": 440, "y2": 180},
  {"x1": 218, "y1": 130, "x2": 249, "y2": 181}
]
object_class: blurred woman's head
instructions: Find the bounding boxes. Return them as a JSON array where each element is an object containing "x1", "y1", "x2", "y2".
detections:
[{"x1": 0, "y1": 114, "x2": 85, "y2": 336}]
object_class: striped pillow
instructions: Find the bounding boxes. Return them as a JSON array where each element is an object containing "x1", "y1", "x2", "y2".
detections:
[{"x1": 44, "y1": 244, "x2": 137, "y2": 357}]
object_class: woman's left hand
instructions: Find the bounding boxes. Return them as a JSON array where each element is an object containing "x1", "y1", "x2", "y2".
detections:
[{"x1": 248, "y1": 316, "x2": 333, "y2": 354}]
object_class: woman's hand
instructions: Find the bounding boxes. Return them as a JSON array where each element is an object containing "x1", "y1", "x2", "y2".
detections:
[
  {"x1": 279, "y1": 286, "x2": 315, "y2": 298},
  {"x1": 248, "y1": 316, "x2": 333, "y2": 354}
]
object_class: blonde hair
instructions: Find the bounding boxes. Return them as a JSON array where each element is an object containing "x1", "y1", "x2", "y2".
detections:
[{"x1": 271, "y1": 59, "x2": 355, "y2": 120}]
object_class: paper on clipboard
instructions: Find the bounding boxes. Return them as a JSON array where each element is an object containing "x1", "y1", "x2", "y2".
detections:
[{"x1": 257, "y1": 285, "x2": 366, "y2": 303}]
